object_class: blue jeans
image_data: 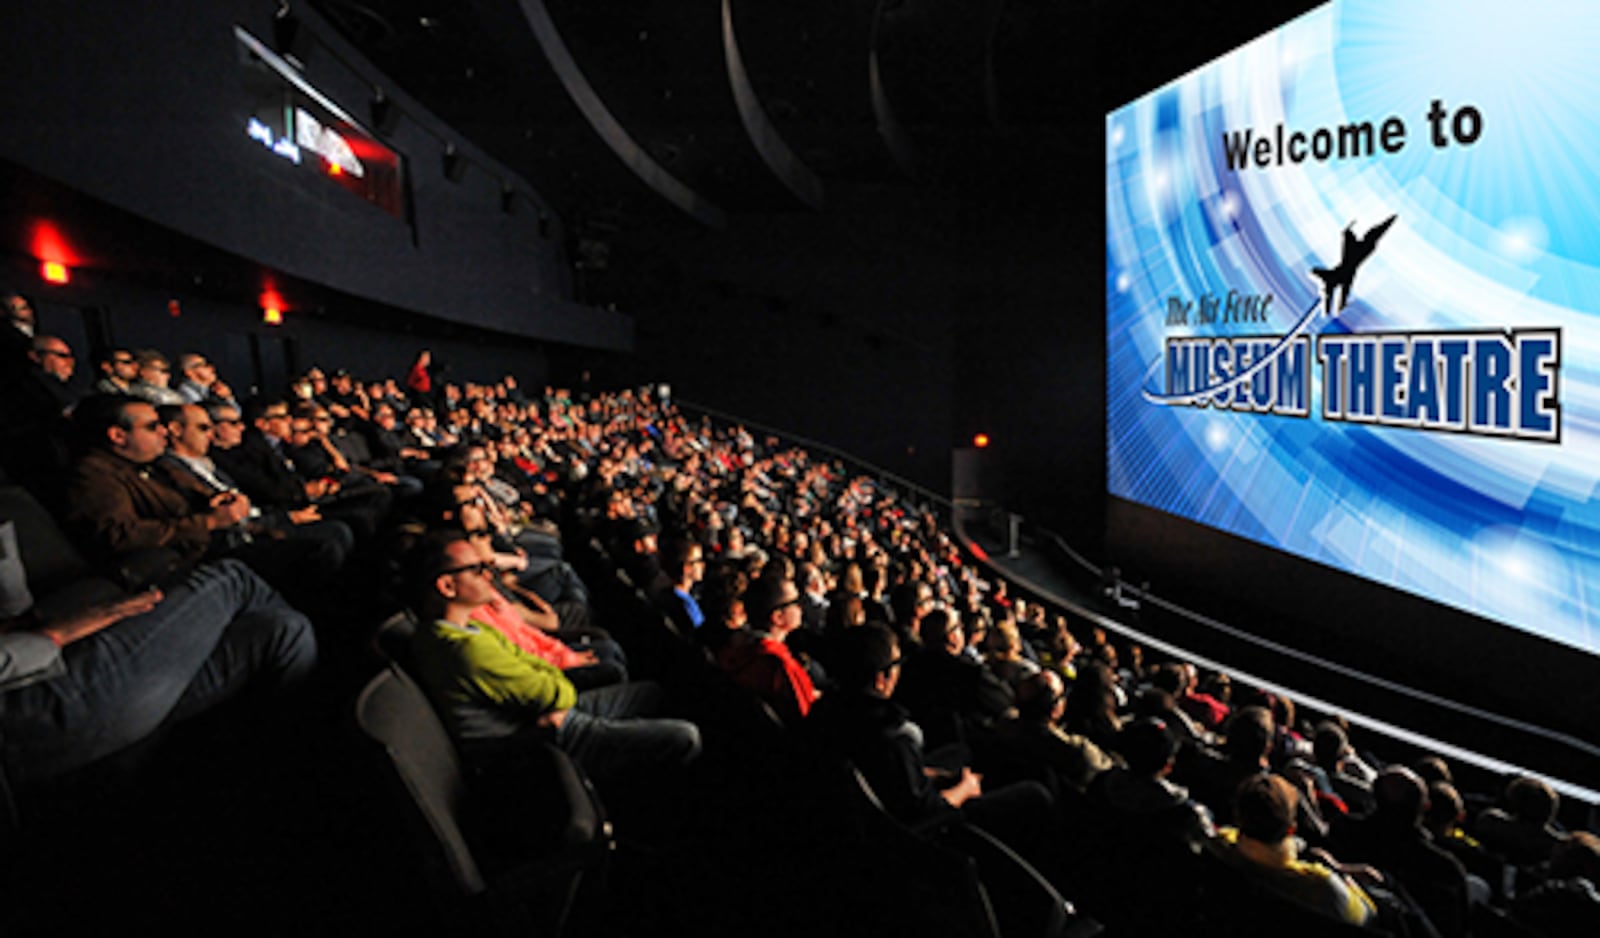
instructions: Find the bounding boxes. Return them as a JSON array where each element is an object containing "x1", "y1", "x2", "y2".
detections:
[
  {"x1": 555, "y1": 681, "x2": 700, "y2": 781},
  {"x1": 0, "y1": 559, "x2": 317, "y2": 784}
]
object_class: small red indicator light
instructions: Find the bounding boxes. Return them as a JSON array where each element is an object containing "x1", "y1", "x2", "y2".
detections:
[
  {"x1": 263, "y1": 307, "x2": 283, "y2": 325},
  {"x1": 973, "y1": 433, "x2": 991, "y2": 449},
  {"x1": 41, "y1": 261, "x2": 69, "y2": 284}
]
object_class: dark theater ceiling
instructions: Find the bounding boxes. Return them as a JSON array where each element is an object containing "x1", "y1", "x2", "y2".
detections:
[{"x1": 309, "y1": 0, "x2": 1324, "y2": 233}]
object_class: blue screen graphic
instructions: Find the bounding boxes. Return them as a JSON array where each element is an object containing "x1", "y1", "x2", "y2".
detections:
[{"x1": 1105, "y1": 0, "x2": 1600, "y2": 656}]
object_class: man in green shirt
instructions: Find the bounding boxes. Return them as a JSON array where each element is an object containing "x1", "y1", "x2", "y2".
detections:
[{"x1": 409, "y1": 534, "x2": 699, "y2": 781}]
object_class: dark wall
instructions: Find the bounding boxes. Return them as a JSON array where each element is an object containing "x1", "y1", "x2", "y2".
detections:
[
  {"x1": 621, "y1": 164, "x2": 1094, "y2": 518},
  {"x1": 622, "y1": 181, "x2": 961, "y2": 493},
  {"x1": 0, "y1": 0, "x2": 628, "y2": 351}
]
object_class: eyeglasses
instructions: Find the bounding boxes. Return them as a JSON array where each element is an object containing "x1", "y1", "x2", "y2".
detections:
[
  {"x1": 880, "y1": 656, "x2": 904, "y2": 673},
  {"x1": 438, "y1": 560, "x2": 498, "y2": 578},
  {"x1": 112, "y1": 356, "x2": 136, "y2": 365},
  {"x1": 193, "y1": 422, "x2": 214, "y2": 432},
  {"x1": 215, "y1": 417, "x2": 243, "y2": 426},
  {"x1": 263, "y1": 410, "x2": 290, "y2": 420},
  {"x1": 773, "y1": 595, "x2": 804, "y2": 612},
  {"x1": 134, "y1": 420, "x2": 163, "y2": 432},
  {"x1": 39, "y1": 348, "x2": 73, "y2": 359},
  {"x1": 314, "y1": 416, "x2": 333, "y2": 424}
]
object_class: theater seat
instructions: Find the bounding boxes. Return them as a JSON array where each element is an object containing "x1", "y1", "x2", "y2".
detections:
[
  {"x1": 0, "y1": 484, "x2": 123, "y2": 617},
  {"x1": 353, "y1": 663, "x2": 611, "y2": 937},
  {"x1": 369, "y1": 608, "x2": 419, "y2": 672}
]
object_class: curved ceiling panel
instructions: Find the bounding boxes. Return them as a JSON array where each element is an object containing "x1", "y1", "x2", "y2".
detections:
[
  {"x1": 516, "y1": 0, "x2": 726, "y2": 228},
  {"x1": 721, "y1": 0, "x2": 824, "y2": 210}
]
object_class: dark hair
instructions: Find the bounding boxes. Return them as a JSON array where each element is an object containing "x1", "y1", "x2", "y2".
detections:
[
  {"x1": 1061, "y1": 660, "x2": 1120, "y2": 741},
  {"x1": 830, "y1": 622, "x2": 899, "y2": 694},
  {"x1": 1312, "y1": 721, "x2": 1348, "y2": 768},
  {"x1": 661, "y1": 536, "x2": 700, "y2": 581},
  {"x1": 402, "y1": 531, "x2": 470, "y2": 613},
  {"x1": 73, "y1": 393, "x2": 144, "y2": 447},
  {"x1": 745, "y1": 575, "x2": 791, "y2": 625},
  {"x1": 1505, "y1": 775, "x2": 1558, "y2": 825},
  {"x1": 1372, "y1": 766, "x2": 1427, "y2": 826},
  {"x1": 1014, "y1": 670, "x2": 1062, "y2": 725},
  {"x1": 1234, "y1": 773, "x2": 1297, "y2": 844},
  {"x1": 916, "y1": 608, "x2": 953, "y2": 649},
  {"x1": 1551, "y1": 831, "x2": 1600, "y2": 882},
  {"x1": 1423, "y1": 781, "x2": 1464, "y2": 832},
  {"x1": 156, "y1": 403, "x2": 188, "y2": 428},
  {"x1": 1120, "y1": 717, "x2": 1179, "y2": 776},
  {"x1": 1224, "y1": 706, "x2": 1275, "y2": 765},
  {"x1": 1149, "y1": 663, "x2": 1185, "y2": 695},
  {"x1": 1413, "y1": 755, "x2": 1453, "y2": 786},
  {"x1": 242, "y1": 396, "x2": 286, "y2": 424}
]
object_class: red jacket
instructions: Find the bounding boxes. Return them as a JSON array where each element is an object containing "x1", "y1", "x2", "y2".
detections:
[{"x1": 717, "y1": 633, "x2": 818, "y2": 724}]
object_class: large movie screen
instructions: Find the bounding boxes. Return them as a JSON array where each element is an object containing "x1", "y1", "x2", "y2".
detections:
[{"x1": 1105, "y1": 0, "x2": 1600, "y2": 656}]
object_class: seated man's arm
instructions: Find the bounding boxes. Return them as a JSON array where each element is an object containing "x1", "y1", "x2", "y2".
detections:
[{"x1": 0, "y1": 589, "x2": 162, "y2": 691}]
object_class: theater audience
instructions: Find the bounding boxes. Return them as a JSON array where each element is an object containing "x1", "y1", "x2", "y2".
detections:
[{"x1": 5, "y1": 338, "x2": 1593, "y2": 938}]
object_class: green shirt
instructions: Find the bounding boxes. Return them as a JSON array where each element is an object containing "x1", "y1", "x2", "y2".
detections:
[{"x1": 410, "y1": 617, "x2": 577, "y2": 741}]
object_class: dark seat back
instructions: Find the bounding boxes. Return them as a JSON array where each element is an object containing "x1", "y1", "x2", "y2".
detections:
[
  {"x1": 354, "y1": 663, "x2": 486, "y2": 895},
  {"x1": 353, "y1": 663, "x2": 611, "y2": 936}
]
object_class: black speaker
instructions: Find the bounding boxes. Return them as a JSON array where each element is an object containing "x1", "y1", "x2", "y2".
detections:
[
  {"x1": 951, "y1": 447, "x2": 990, "y2": 502},
  {"x1": 442, "y1": 145, "x2": 467, "y2": 183},
  {"x1": 369, "y1": 91, "x2": 399, "y2": 136}
]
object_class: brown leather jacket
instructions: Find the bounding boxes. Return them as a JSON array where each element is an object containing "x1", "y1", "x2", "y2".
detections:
[{"x1": 64, "y1": 448, "x2": 210, "y2": 565}]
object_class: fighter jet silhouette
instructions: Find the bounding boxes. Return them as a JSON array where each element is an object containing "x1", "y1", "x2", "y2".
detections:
[{"x1": 1311, "y1": 214, "x2": 1397, "y2": 318}]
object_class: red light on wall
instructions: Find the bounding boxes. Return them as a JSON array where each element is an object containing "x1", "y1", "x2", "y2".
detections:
[
  {"x1": 973, "y1": 433, "x2": 991, "y2": 449},
  {"x1": 262, "y1": 306, "x2": 283, "y2": 325},
  {"x1": 40, "y1": 261, "x2": 70, "y2": 284},
  {"x1": 29, "y1": 220, "x2": 81, "y2": 270},
  {"x1": 168, "y1": 300, "x2": 182, "y2": 317},
  {"x1": 327, "y1": 162, "x2": 343, "y2": 177}
]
